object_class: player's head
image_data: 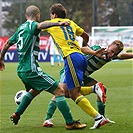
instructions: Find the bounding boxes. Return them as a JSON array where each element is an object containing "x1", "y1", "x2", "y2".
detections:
[
  {"x1": 25, "y1": 5, "x2": 40, "y2": 22},
  {"x1": 50, "y1": 3, "x2": 67, "y2": 19},
  {"x1": 106, "y1": 40, "x2": 124, "y2": 60}
]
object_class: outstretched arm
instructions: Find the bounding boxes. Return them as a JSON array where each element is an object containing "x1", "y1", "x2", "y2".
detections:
[
  {"x1": 37, "y1": 21, "x2": 70, "y2": 29},
  {"x1": 118, "y1": 52, "x2": 133, "y2": 59},
  {"x1": 81, "y1": 46, "x2": 106, "y2": 58},
  {"x1": 0, "y1": 40, "x2": 13, "y2": 71}
]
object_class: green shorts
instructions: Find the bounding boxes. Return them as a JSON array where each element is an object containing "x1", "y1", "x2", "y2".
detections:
[{"x1": 17, "y1": 70, "x2": 58, "y2": 94}]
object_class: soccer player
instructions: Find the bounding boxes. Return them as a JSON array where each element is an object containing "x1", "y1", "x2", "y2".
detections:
[
  {"x1": 0, "y1": 5, "x2": 87, "y2": 130},
  {"x1": 42, "y1": 40, "x2": 133, "y2": 127},
  {"x1": 48, "y1": 36, "x2": 61, "y2": 66},
  {"x1": 43, "y1": 3, "x2": 108, "y2": 129}
]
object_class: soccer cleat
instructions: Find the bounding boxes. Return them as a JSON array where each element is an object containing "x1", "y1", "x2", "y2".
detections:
[
  {"x1": 10, "y1": 112, "x2": 20, "y2": 125},
  {"x1": 66, "y1": 120, "x2": 87, "y2": 130},
  {"x1": 42, "y1": 118, "x2": 54, "y2": 127},
  {"x1": 106, "y1": 118, "x2": 115, "y2": 124},
  {"x1": 94, "y1": 82, "x2": 106, "y2": 103},
  {"x1": 89, "y1": 115, "x2": 107, "y2": 129}
]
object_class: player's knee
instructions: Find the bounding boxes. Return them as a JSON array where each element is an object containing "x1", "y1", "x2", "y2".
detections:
[
  {"x1": 69, "y1": 87, "x2": 81, "y2": 101},
  {"x1": 54, "y1": 86, "x2": 65, "y2": 96}
]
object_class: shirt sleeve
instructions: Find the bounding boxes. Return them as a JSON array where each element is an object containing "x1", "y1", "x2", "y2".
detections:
[{"x1": 75, "y1": 23, "x2": 84, "y2": 36}]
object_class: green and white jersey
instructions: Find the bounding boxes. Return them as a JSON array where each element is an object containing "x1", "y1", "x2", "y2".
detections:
[
  {"x1": 9, "y1": 20, "x2": 41, "y2": 72},
  {"x1": 84, "y1": 45, "x2": 119, "y2": 77}
]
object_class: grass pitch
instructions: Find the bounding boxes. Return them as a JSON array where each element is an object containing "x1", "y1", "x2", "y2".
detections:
[{"x1": 0, "y1": 61, "x2": 132, "y2": 133}]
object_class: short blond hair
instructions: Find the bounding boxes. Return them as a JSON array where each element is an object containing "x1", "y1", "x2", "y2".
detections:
[{"x1": 111, "y1": 40, "x2": 124, "y2": 52}]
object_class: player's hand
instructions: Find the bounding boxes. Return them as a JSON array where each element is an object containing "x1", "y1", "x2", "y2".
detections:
[
  {"x1": 0, "y1": 61, "x2": 5, "y2": 71},
  {"x1": 95, "y1": 48, "x2": 107, "y2": 58},
  {"x1": 59, "y1": 21, "x2": 70, "y2": 26},
  {"x1": 0, "y1": 54, "x2": 5, "y2": 71}
]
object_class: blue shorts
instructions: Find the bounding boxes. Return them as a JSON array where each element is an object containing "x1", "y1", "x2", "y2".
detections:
[
  {"x1": 59, "y1": 68, "x2": 95, "y2": 86},
  {"x1": 64, "y1": 52, "x2": 88, "y2": 90}
]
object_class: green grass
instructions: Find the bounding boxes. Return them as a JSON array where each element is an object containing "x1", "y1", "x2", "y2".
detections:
[{"x1": 0, "y1": 61, "x2": 133, "y2": 133}]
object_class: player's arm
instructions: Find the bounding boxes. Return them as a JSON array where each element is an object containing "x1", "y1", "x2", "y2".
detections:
[
  {"x1": 80, "y1": 31, "x2": 89, "y2": 46},
  {"x1": 117, "y1": 52, "x2": 133, "y2": 59},
  {"x1": 81, "y1": 46, "x2": 106, "y2": 58},
  {"x1": 37, "y1": 21, "x2": 70, "y2": 29},
  {"x1": 0, "y1": 40, "x2": 13, "y2": 71}
]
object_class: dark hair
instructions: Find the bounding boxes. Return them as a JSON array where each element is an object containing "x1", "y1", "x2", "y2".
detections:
[{"x1": 50, "y1": 3, "x2": 67, "y2": 18}]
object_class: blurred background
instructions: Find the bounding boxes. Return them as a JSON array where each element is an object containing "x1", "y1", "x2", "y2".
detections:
[
  {"x1": 0, "y1": 0, "x2": 132, "y2": 36},
  {"x1": 0, "y1": 0, "x2": 132, "y2": 62}
]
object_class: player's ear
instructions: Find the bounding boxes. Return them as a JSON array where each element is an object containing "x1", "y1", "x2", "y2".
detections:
[
  {"x1": 108, "y1": 44, "x2": 111, "y2": 48},
  {"x1": 53, "y1": 13, "x2": 58, "y2": 18},
  {"x1": 25, "y1": 14, "x2": 28, "y2": 19}
]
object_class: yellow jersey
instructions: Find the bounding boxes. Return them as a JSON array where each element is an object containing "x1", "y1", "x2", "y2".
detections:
[{"x1": 45, "y1": 18, "x2": 84, "y2": 58}]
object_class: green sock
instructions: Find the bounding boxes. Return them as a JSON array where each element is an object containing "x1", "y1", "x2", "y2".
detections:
[
  {"x1": 16, "y1": 92, "x2": 34, "y2": 116},
  {"x1": 45, "y1": 100, "x2": 57, "y2": 120},
  {"x1": 96, "y1": 101, "x2": 106, "y2": 116},
  {"x1": 56, "y1": 96, "x2": 74, "y2": 124}
]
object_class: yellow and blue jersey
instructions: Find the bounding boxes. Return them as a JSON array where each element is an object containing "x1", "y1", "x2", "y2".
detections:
[{"x1": 45, "y1": 18, "x2": 84, "y2": 58}]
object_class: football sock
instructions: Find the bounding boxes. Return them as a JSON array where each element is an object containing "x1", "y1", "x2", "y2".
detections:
[
  {"x1": 91, "y1": 84, "x2": 97, "y2": 93},
  {"x1": 45, "y1": 100, "x2": 57, "y2": 120},
  {"x1": 55, "y1": 96, "x2": 74, "y2": 124},
  {"x1": 95, "y1": 113, "x2": 103, "y2": 120},
  {"x1": 75, "y1": 95, "x2": 98, "y2": 117},
  {"x1": 80, "y1": 86, "x2": 92, "y2": 95},
  {"x1": 16, "y1": 92, "x2": 34, "y2": 116},
  {"x1": 97, "y1": 101, "x2": 105, "y2": 116}
]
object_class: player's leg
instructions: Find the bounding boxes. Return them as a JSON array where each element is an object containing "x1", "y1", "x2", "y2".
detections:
[
  {"x1": 60, "y1": 68, "x2": 106, "y2": 113},
  {"x1": 10, "y1": 72, "x2": 41, "y2": 125},
  {"x1": 56, "y1": 54, "x2": 61, "y2": 66},
  {"x1": 10, "y1": 89, "x2": 40, "y2": 125},
  {"x1": 81, "y1": 77, "x2": 106, "y2": 114},
  {"x1": 10, "y1": 93, "x2": 39, "y2": 125},
  {"x1": 42, "y1": 96, "x2": 56, "y2": 127},
  {"x1": 81, "y1": 78, "x2": 115, "y2": 123},
  {"x1": 50, "y1": 55, "x2": 54, "y2": 66},
  {"x1": 64, "y1": 53, "x2": 107, "y2": 129},
  {"x1": 70, "y1": 87, "x2": 107, "y2": 129},
  {"x1": 51, "y1": 83, "x2": 86, "y2": 129},
  {"x1": 42, "y1": 68, "x2": 70, "y2": 127},
  {"x1": 42, "y1": 82, "x2": 69, "y2": 127}
]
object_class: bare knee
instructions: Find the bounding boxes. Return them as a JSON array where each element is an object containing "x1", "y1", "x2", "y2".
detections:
[
  {"x1": 53, "y1": 85, "x2": 65, "y2": 96},
  {"x1": 29, "y1": 89, "x2": 41, "y2": 97},
  {"x1": 69, "y1": 87, "x2": 81, "y2": 101}
]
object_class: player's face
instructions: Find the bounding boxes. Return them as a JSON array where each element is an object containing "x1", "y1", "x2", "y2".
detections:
[
  {"x1": 36, "y1": 12, "x2": 40, "y2": 22},
  {"x1": 106, "y1": 45, "x2": 120, "y2": 60}
]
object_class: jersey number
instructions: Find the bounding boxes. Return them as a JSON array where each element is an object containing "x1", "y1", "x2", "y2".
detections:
[
  {"x1": 60, "y1": 26, "x2": 75, "y2": 41},
  {"x1": 17, "y1": 31, "x2": 24, "y2": 50}
]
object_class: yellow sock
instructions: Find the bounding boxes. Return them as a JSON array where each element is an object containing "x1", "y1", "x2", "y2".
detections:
[
  {"x1": 80, "y1": 86, "x2": 92, "y2": 95},
  {"x1": 75, "y1": 95, "x2": 98, "y2": 117}
]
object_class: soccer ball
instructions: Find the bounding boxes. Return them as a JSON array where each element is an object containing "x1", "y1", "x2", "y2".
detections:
[{"x1": 14, "y1": 90, "x2": 27, "y2": 105}]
